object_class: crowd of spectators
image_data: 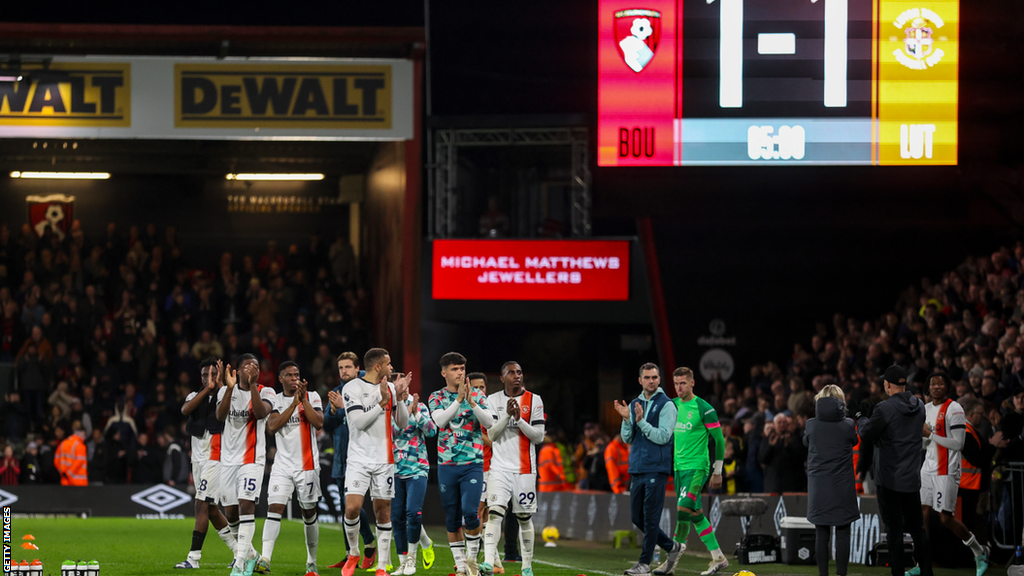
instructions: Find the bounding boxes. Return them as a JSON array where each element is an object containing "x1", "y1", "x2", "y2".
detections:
[{"x1": 0, "y1": 219, "x2": 366, "y2": 486}]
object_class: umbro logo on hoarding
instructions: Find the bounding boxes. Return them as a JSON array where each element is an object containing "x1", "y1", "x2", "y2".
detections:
[
  {"x1": 0, "y1": 488, "x2": 18, "y2": 507},
  {"x1": 131, "y1": 484, "x2": 191, "y2": 513}
]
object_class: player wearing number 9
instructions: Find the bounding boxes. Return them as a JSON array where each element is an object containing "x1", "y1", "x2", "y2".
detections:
[
  {"x1": 215, "y1": 353, "x2": 277, "y2": 576},
  {"x1": 258, "y1": 361, "x2": 325, "y2": 575}
]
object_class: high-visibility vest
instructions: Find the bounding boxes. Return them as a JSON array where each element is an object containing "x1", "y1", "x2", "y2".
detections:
[
  {"x1": 538, "y1": 443, "x2": 568, "y2": 492},
  {"x1": 852, "y1": 437, "x2": 863, "y2": 494},
  {"x1": 55, "y1": 434, "x2": 88, "y2": 486},
  {"x1": 604, "y1": 437, "x2": 631, "y2": 494},
  {"x1": 960, "y1": 422, "x2": 982, "y2": 491},
  {"x1": 723, "y1": 459, "x2": 737, "y2": 495}
]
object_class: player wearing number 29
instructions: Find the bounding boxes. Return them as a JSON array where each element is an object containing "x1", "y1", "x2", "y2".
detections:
[
  {"x1": 656, "y1": 367, "x2": 727, "y2": 576},
  {"x1": 428, "y1": 352, "x2": 495, "y2": 576},
  {"x1": 216, "y1": 353, "x2": 277, "y2": 576},
  {"x1": 481, "y1": 361, "x2": 545, "y2": 576},
  {"x1": 255, "y1": 361, "x2": 324, "y2": 576},
  {"x1": 339, "y1": 348, "x2": 411, "y2": 576}
]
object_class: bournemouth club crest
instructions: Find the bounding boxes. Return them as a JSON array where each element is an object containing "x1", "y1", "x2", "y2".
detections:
[
  {"x1": 614, "y1": 9, "x2": 662, "y2": 73},
  {"x1": 26, "y1": 194, "x2": 75, "y2": 241}
]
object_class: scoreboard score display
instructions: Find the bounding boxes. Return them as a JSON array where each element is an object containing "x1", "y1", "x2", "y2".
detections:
[{"x1": 598, "y1": 0, "x2": 958, "y2": 166}]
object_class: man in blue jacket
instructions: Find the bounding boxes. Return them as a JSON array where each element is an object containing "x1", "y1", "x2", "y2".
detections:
[
  {"x1": 323, "y1": 351, "x2": 377, "y2": 569},
  {"x1": 614, "y1": 363, "x2": 679, "y2": 576}
]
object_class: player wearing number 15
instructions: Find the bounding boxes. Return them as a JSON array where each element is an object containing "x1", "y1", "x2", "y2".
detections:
[
  {"x1": 339, "y1": 348, "x2": 411, "y2": 576},
  {"x1": 481, "y1": 362, "x2": 545, "y2": 576},
  {"x1": 216, "y1": 354, "x2": 277, "y2": 576},
  {"x1": 256, "y1": 362, "x2": 324, "y2": 576},
  {"x1": 658, "y1": 367, "x2": 728, "y2": 576}
]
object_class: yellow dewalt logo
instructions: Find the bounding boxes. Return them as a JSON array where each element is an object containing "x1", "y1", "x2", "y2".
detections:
[
  {"x1": 174, "y1": 64, "x2": 392, "y2": 129},
  {"x1": 0, "y1": 63, "x2": 130, "y2": 127}
]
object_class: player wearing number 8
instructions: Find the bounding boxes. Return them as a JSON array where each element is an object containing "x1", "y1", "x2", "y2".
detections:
[
  {"x1": 216, "y1": 354, "x2": 278, "y2": 576},
  {"x1": 255, "y1": 362, "x2": 324, "y2": 575},
  {"x1": 481, "y1": 362, "x2": 545, "y2": 576}
]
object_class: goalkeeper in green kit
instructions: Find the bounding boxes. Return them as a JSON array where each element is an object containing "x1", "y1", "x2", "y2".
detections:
[{"x1": 653, "y1": 367, "x2": 729, "y2": 576}]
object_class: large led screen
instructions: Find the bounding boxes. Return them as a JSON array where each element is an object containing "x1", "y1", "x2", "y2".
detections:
[
  {"x1": 598, "y1": 0, "x2": 958, "y2": 166},
  {"x1": 432, "y1": 240, "x2": 630, "y2": 301}
]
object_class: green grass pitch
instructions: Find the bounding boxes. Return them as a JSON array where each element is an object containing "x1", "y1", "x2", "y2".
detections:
[{"x1": 7, "y1": 517, "x2": 974, "y2": 576}]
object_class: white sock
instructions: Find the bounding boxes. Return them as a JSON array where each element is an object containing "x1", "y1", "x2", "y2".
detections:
[
  {"x1": 187, "y1": 550, "x2": 201, "y2": 562},
  {"x1": 408, "y1": 543, "x2": 419, "y2": 563},
  {"x1": 451, "y1": 541, "x2": 467, "y2": 572},
  {"x1": 236, "y1": 515, "x2": 256, "y2": 566},
  {"x1": 465, "y1": 533, "x2": 481, "y2": 566},
  {"x1": 218, "y1": 525, "x2": 237, "y2": 552},
  {"x1": 484, "y1": 510, "x2": 504, "y2": 566},
  {"x1": 711, "y1": 548, "x2": 727, "y2": 562},
  {"x1": 418, "y1": 530, "x2": 432, "y2": 549},
  {"x1": 965, "y1": 534, "x2": 985, "y2": 558},
  {"x1": 262, "y1": 512, "x2": 282, "y2": 561},
  {"x1": 229, "y1": 520, "x2": 240, "y2": 539},
  {"x1": 304, "y1": 513, "x2": 319, "y2": 564},
  {"x1": 516, "y1": 516, "x2": 534, "y2": 570},
  {"x1": 344, "y1": 516, "x2": 361, "y2": 556},
  {"x1": 376, "y1": 523, "x2": 393, "y2": 570}
]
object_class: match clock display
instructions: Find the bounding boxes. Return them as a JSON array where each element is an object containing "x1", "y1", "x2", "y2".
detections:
[{"x1": 597, "y1": 0, "x2": 958, "y2": 166}]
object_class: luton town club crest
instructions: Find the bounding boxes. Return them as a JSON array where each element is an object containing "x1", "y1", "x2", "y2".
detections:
[
  {"x1": 893, "y1": 7, "x2": 947, "y2": 70},
  {"x1": 614, "y1": 9, "x2": 661, "y2": 73}
]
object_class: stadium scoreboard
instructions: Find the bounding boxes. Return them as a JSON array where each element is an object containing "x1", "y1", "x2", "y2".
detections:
[{"x1": 598, "y1": 0, "x2": 959, "y2": 166}]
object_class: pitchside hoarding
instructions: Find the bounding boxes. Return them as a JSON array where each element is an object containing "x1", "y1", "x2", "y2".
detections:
[{"x1": 431, "y1": 239, "x2": 631, "y2": 301}]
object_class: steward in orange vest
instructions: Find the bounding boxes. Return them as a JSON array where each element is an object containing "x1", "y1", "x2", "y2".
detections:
[
  {"x1": 55, "y1": 423, "x2": 88, "y2": 486},
  {"x1": 604, "y1": 434, "x2": 630, "y2": 494}
]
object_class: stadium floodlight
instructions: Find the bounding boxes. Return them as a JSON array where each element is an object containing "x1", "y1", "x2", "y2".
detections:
[
  {"x1": 225, "y1": 173, "x2": 324, "y2": 181},
  {"x1": 10, "y1": 171, "x2": 110, "y2": 179}
]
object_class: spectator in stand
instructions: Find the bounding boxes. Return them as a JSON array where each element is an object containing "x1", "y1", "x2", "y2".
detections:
[
  {"x1": 582, "y1": 432, "x2": 611, "y2": 492},
  {"x1": 758, "y1": 413, "x2": 807, "y2": 493},
  {"x1": 574, "y1": 422, "x2": 600, "y2": 488},
  {"x1": 605, "y1": 433, "x2": 630, "y2": 494},
  {"x1": 0, "y1": 445, "x2": 20, "y2": 485}
]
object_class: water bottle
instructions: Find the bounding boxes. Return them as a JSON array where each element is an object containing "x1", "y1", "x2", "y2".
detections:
[
  {"x1": 87, "y1": 560, "x2": 100, "y2": 576},
  {"x1": 61, "y1": 559, "x2": 76, "y2": 576},
  {"x1": 30, "y1": 559, "x2": 43, "y2": 576},
  {"x1": 1015, "y1": 546, "x2": 1022, "y2": 565},
  {"x1": 76, "y1": 560, "x2": 88, "y2": 576}
]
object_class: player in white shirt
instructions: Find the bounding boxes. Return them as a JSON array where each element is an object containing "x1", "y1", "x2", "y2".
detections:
[
  {"x1": 175, "y1": 358, "x2": 237, "y2": 569},
  {"x1": 920, "y1": 372, "x2": 988, "y2": 576},
  {"x1": 481, "y1": 362, "x2": 545, "y2": 576},
  {"x1": 470, "y1": 373, "x2": 504, "y2": 576},
  {"x1": 330, "y1": 347, "x2": 411, "y2": 576},
  {"x1": 216, "y1": 353, "x2": 277, "y2": 576},
  {"x1": 254, "y1": 361, "x2": 324, "y2": 576}
]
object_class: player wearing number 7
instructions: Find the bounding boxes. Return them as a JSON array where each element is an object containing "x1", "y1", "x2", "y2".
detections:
[
  {"x1": 338, "y1": 348, "x2": 411, "y2": 576},
  {"x1": 254, "y1": 362, "x2": 324, "y2": 576},
  {"x1": 216, "y1": 354, "x2": 277, "y2": 576},
  {"x1": 481, "y1": 362, "x2": 544, "y2": 576},
  {"x1": 653, "y1": 367, "x2": 728, "y2": 576}
]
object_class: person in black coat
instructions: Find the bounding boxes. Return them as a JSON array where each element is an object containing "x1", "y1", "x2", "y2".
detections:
[
  {"x1": 856, "y1": 365, "x2": 932, "y2": 576},
  {"x1": 804, "y1": 386, "x2": 859, "y2": 576}
]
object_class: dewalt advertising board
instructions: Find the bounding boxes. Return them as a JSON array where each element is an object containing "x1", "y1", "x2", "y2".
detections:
[{"x1": 0, "y1": 57, "x2": 413, "y2": 141}]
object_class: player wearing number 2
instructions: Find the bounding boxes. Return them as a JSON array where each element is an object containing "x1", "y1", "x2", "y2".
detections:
[
  {"x1": 918, "y1": 373, "x2": 988, "y2": 576},
  {"x1": 654, "y1": 367, "x2": 727, "y2": 576},
  {"x1": 216, "y1": 354, "x2": 277, "y2": 576},
  {"x1": 254, "y1": 362, "x2": 324, "y2": 575},
  {"x1": 481, "y1": 361, "x2": 544, "y2": 576},
  {"x1": 336, "y1": 348, "x2": 411, "y2": 576}
]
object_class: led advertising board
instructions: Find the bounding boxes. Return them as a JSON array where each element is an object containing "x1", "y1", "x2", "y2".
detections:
[
  {"x1": 598, "y1": 0, "x2": 958, "y2": 165},
  {"x1": 432, "y1": 240, "x2": 630, "y2": 301}
]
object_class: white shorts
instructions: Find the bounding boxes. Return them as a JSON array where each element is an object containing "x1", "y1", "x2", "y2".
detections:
[
  {"x1": 487, "y1": 470, "x2": 537, "y2": 514},
  {"x1": 268, "y1": 468, "x2": 323, "y2": 508},
  {"x1": 481, "y1": 471, "x2": 490, "y2": 504},
  {"x1": 345, "y1": 462, "x2": 395, "y2": 500},
  {"x1": 194, "y1": 459, "x2": 223, "y2": 504},
  {"x1": 920, "y1": 472, "x2": 959, "y2": 514},
  {"x1": 221, "y1": 463, "x2": 265, "y2": 505}
]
